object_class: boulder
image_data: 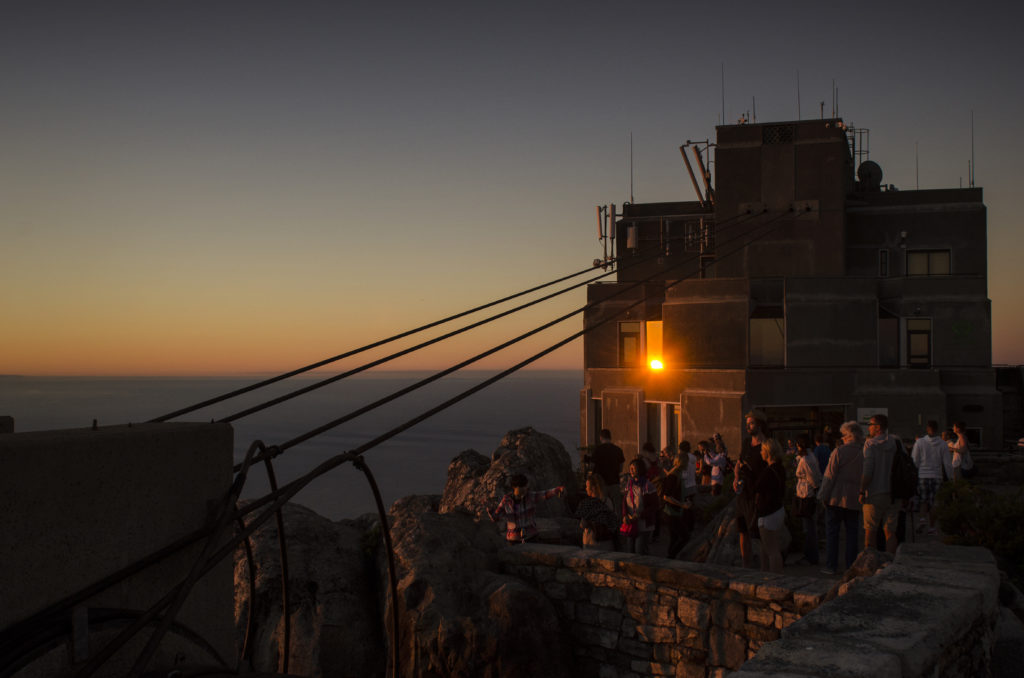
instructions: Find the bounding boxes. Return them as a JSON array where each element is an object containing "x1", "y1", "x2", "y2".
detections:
[
  {"x1": 439, "y1": 427, "x2": 576, "y2": 520},
  {"x1": 383, "y1": 495, "x2": 572, "y2": 678},
  {"x1": 233, "y1": 501, "x2": 384, "y2": 678}
]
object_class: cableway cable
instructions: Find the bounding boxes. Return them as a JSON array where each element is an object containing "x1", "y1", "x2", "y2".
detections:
[
  {"x1": 10, "y1": 208, "x2": 790, "y2": 678},
  {"x1": 148, "y1": 258, "x2": 635, "y2": 423}
]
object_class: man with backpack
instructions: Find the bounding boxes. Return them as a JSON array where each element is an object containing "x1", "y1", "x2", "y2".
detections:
[{"x1": 860, "y1": 414, "x2": 901, "y2": 553}]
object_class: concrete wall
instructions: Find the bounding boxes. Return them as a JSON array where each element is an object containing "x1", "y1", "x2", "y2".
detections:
[
  {"x1": 664, "y1": 278, "x2": 749, "y2": 369},
  {"x1": 0, "y1": 422, "x2": 235, "y2": 676},
  {"x1": 500, "y1": 542, "x2": 1000, "y2": 678},
  {"x1": 785, "y1": 278, "x2": 879, "y2": 367}
]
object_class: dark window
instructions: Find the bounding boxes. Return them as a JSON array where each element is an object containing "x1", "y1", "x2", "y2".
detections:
[
  {"x1": 619, "y1": 321, "x2": 642, "y2": 367},
  {"x1": 646, "y1": 403, "x2": 661, "y2": 450},
  {"x1": 907, "y1": 250, "x2": 951, "y2": 276},
  {"x1": 907, "y1": 318, "x2": 932, "y2": 368},
  {"x1": 879, "y1": 249, "x2": 889, "y2": 277},
  {"x1": 750, "y1": 307, "x2": 784, "y2": 367}
]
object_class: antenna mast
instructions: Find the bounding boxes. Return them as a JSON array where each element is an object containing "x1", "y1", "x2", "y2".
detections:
[
  {"x1": 629, "y1": 132, "x2": 634, "y2": 203},
  {"x1": 970, "y1": 110, "x2": 975, "y2": 187},
  {"x1": 796, "y1": 70, "x2": 801, "y2": 120},
  {"x1": 721, "y1": 63, "x2": 725, "y2": 125}
]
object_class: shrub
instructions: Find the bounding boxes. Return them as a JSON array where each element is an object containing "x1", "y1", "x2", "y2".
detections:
[{"x1": 936, "y1": 480, "x2": 1024, "y2": 589}]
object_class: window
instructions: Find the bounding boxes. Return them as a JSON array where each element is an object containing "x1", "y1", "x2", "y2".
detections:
[
  {"x1": 646, "y1": 321, "x2": 663, "y2": 369},
  {"x1": 618, "y1": 321, "x2": 642, "y2": 367},
  {"x1": 879, "y1": 249, "x2": 889, "y2": 277},
  {"x1": 907, "y1": 318, "x2": 932, "y2": 368},
  {"x1": 646, "y1": 403, "x2": 661, "y2": 450},
  {"x1": 750, "y1": 309, "x2": 784, "y2": 366},
  {"x1": 907, "y1": 250, "x2": 950, "y2": 276}
]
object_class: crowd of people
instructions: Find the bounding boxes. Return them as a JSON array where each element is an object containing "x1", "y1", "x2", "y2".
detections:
[
  {"x1": 486, "y1": 415, "x2": 975, "y2": 578},
  {"x1": 741, "y1": 410, "x2": 974, "y2": 574}
]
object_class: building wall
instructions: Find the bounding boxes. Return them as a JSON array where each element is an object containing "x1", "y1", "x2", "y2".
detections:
[
  {"x1": 785, "y1": 277, "x2": 879, "y2": 367},
  {"x1": 583, "y1": 118, "x2": 1000, "y2": 451},
  {"x1": 713, "y1": 120, "x2": 851, "y2": 279},
  {"x1": 663, "y1": 278, "x2": 749, "y2": 369},
  {"x1": 0, "y1": 422, "x2": 236, "y2": 676}
]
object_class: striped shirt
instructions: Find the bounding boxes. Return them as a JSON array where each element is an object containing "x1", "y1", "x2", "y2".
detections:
[{"x1": 491, "y1": 487, "x2": 561, "y2": 542}]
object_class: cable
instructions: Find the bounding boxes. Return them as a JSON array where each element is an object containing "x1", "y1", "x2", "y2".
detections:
[
  {"x1": 233, "y1": 210, "x2": 792, "y2": 512},
  {"x1": 217, "y1": 231, "x2": 708, "y2": 425},
  {"x1": 6, "y1": 209, "x2": 791, "y2": 678},
  {"x1": 148, "y1": 258, "x2": 633, "y2": 423},
  {"x1": 240, "y1": 209, "x2": 778, "y2": 466}
]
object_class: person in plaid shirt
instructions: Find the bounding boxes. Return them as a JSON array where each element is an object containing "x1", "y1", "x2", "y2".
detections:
[{"x1": 487, "y1": 474, "x2": 565, "y2": 543}]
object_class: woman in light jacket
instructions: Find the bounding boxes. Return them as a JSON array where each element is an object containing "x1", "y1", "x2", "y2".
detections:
[
  {"x1": 794, "y1": 435, "x2": 822, "y2": 565},
  {"x1": 818, "y1": 421, "x2": 865, "y2": 575}
]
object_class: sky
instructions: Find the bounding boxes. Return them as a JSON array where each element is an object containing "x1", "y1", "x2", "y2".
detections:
[{"x1": 2, "y1": 1, "x2": 1022, "y2": 376}]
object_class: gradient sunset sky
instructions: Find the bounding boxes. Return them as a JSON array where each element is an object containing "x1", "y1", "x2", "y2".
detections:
[{"x1": 3, "y1": 1, "x2": 1022, "y2": 376}]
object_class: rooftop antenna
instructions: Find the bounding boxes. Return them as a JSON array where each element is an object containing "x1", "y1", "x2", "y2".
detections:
[
  {"x1": 916, "y1": 141, "x2": 920, "y2": 190},
  {"x1": 629, "y1": 131, "x2": 635, "y2": 203},
  {"x1": 970, "y1": 109, "x2": 975, "y2": 187},
  {"x1": 832, "y1": 80, "x2": 836, "y2": 118},
  {"x1": 721, "y1": 63, "x2": 725, "y2": 126},
  {"x1": 796, "y1": 70, "x2": 801, "y2": 120},
  {"x1": 752, "y1": 96, "x2": 757, "y2": 123}
]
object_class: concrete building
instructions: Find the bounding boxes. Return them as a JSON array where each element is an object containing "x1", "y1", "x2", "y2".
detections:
[{"x1": 580, "y1": 118, "x2": 1001, "y2": 458}]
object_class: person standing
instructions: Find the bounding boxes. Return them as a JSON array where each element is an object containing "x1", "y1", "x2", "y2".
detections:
[
  {"x1": 660, "y1": 447, "x2": 696, "y2": 559},
  {"x1": 755, "y1": 439, "x2": 787, "y2": 573},
  {"x1": 734, "y1": 411, "x2": 768, "y2": 569},
  {"x1": 812, "y1": 434, "x2": 831, "y2": 479},
  {"x1": 621, "y1": 458, "x2": 655, "y2": 554},
  {"x1": 819, "y1": 421, "x2": 865, "y2": 575},
  {"x1": 704, "y1": 436, "x2": 728, "y2": 496},
  {"x1": 860, "y1": 414, "x2": 900, "y2": 553},
  {"x1": 911, "y1": 420, "x2": 951, "y2": 536},
  {"x1": 487, "y1": 474, "x2": 565, "y2": 544},
  {"x1": 576, "y1": 472, "x2": 619, "y2": 549},
  {"x1": 950, "y1": 421, "x2": 975, "y2": 480},
  {"x1": 794, "y1": 438, "x2": 822, "y2": 565},
  {"x1": 586, "y1": 429, "x2": 625, "y2": 517}
]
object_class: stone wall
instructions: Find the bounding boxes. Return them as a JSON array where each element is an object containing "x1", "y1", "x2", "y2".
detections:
[
  {"x1": 731, "y1": 542, "x2": 1001, "y2": 678},
  {"x1": 500, "y1": 545, "x2": 833, "y2": 678},
  {"x1": 501, "y1": 542, "x2": 1000, "y2": 678}
]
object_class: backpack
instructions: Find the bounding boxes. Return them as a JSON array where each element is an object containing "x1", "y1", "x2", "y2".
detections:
[{"x1": 890, "y1": 438, "x2": 919, "y2": 500}]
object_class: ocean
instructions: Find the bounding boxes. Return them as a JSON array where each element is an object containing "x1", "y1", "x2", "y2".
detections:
[{"x1": 0, "y1": 371, "x2": 582, "y2": 520}]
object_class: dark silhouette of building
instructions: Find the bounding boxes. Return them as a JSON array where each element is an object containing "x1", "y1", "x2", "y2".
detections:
[{"x1": 581, "y1": 118, "x2": 999, "y2": 457}]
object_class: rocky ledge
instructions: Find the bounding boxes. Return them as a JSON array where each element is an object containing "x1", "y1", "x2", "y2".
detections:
[{"x1": 234, "y1": 427, "x2": 579, "y2": 678}]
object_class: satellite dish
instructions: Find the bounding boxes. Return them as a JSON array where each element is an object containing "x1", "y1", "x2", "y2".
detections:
[{"x1": 857, "y1": 160, "x2": 883, "y2": 191}]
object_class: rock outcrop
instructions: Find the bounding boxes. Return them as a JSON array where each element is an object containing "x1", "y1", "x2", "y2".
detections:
[
  {"x1": 234, "y1": 427, "x2": 578, "y2": 678},
  {"x1": 233, "y1": 502, "x2": 384, "y2": 678},
  {"x1": 384, "y1": 495, "x2": 572, "y2": 678},
  {"x1": 439, "y1": 427, "x2": 576, "y2": 518}
]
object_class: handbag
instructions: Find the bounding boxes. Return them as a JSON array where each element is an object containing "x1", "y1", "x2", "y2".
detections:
[{"x1": 619, "y1": 519, "x2": 639, "y2": 538}]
